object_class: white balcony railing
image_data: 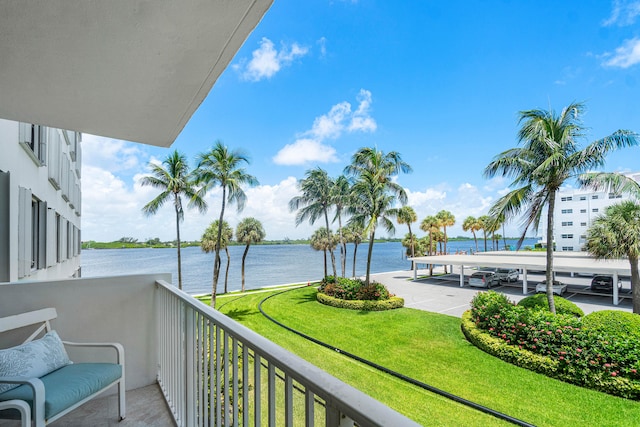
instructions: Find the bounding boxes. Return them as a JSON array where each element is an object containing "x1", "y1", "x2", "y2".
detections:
[{"x1": 156, "y1": 280, "x2": 419, "y2": 427}]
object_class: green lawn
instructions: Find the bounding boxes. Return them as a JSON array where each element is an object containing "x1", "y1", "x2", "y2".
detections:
[{"x1": 205, "y1": 287, "x2": 640, "y2": 426}]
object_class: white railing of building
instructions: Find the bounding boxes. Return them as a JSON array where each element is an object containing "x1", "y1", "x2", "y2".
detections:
[{"x1": 156, "y1": 280, "x2": 420, "y2": 427}]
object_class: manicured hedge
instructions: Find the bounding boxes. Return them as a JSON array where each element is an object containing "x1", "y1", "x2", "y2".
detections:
[
  {"x1": 582, "y1": 310, "x2": 640, "y2": 340},
  {"x1": 317, "y1": 292, "x2": 404, "y2": 311},
  {"x1": 465, "y1": 291, "x2": 640, "y2": 399},
  {"x1": 517, "y1": 294, "x2": 584, "y2": 317}
]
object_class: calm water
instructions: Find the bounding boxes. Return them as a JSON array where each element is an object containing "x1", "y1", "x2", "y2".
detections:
[{"x1": 81, "y1": 238, "x2": 537, "y2": 295}]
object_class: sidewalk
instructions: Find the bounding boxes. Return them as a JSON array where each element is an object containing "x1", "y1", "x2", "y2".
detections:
[{"x1": 371, "y1": 267, "x2": 633, "y2": 317}]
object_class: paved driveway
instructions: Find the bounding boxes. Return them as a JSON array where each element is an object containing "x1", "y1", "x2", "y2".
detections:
[{"x1": 371, "y1": 268, "x2": 633, "y2": 317}]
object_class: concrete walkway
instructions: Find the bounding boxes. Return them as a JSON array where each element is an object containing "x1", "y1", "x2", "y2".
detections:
[{"x1": 371, "y1": 267, "x2": 634, "y2": 317}]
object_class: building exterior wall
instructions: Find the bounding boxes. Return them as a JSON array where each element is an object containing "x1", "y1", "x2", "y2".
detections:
[
  {"x1": 553, "y1": 173, "x2": 640, "y2": 252},
  {"x1": 0, "y1": 119, "x2": 81, "y2": 282}
]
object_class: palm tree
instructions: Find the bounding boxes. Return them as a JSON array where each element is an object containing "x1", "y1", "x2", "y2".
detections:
[
  {"x1": 236, "y1": 217, "x2": 266, "y2": 292},
  {"x1": 343, "y1": 223, "x2": 364, "y2": 278},
  {"x1": 435, "y1": 210, "x2": 455, "y2": 255},
  {"x1": 585, "y1": 201, "x2": 640, "y2": 314},
  {"x1": 289, "y1": 168, "x2": 337, "y2": 277},
  {"x1": 310, "y1": 227, "x2": 337, "y2": 278},
  {"x1": 462, "y1": 216, "x2": 482, "y2": 253},
  {"x1": 345, "y1": 147, "x2": 412, "y2": 285},
  {"x1": 201, "y1": 220, "x2": 233, "y2": 293},
  {"x1": 140, "y1": 150, "x2": 206, "y2": 290},
  {"x1": 395, "y1": 206, "x2": 418, "y2": 267},
  {"x1": 195, "y1": 141, "x2": 258, "y2": 307},
  {"x1": 331, "y1": 175, "x2": 352, "y2": 277},
  {"x1": 484, "y1": 102, "x2": 638, "y2": 313},
  {"x1": 478, "y1": 215, "x2": 491, "y2": 252},
  {"x1": 420, "y1": 215, "x2": 439, "y2": 276}
]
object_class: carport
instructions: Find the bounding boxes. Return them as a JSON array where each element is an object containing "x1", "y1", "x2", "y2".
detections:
[{"x1": 408, "y1": 252, "x2": 631, "y2": 306}]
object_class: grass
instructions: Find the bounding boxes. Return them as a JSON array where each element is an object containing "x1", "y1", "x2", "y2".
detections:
[{"x1": 201, "y1": 287, "x2": 640, "y2": 426}]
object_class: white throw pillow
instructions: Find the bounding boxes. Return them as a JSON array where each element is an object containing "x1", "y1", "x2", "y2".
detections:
[{"x1": 0, "y1": 330, "x2": 71, "y2": 394}]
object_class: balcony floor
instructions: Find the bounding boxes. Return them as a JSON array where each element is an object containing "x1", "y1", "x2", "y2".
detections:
[{"x1": 0, "y1": 383, "x2": 175, "y2": 427}]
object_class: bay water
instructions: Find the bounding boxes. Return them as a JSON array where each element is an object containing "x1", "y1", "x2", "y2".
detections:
[{"x1": 81, "y1": 238, "x2": 538, "y2": 295}]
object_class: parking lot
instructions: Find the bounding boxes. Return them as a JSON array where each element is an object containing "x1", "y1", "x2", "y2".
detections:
[{"x1": 372, "y1": 268, "x2": 634, "y2": 317}]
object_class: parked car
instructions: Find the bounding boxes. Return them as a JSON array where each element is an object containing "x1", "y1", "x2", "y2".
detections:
[
  {"x1": 494, "y1": 268, "x2": 519, "y2": 283},
  {"x1": 590, "y1": 275, "x2": 622, "y2": 293},
  {"x1": 536, "y1": 279, "x2": 567, "y2": 296},
  {"x1": 468, "y1": 271, "x2": 500, "y2": 288}
]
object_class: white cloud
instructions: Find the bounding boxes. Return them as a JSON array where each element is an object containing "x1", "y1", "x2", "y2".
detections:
[
  {"x1": 272, "y1": 139, "x2": 339, "y2": 165},
  {"x1": 273, "y1": 89, "x2": 377, "y2": 165},
  {"x1": 603, "y1": 0, "x2": 640, "y2": 26},
  {"x1": 82, "y1": 134, "x2": 146, "y2": 172},
  {"x1": 235, "y1": 37, "x2": 309, "y2": 82},
  {"x1": 317, "y1": 37, "x2": 327, "y2": 57},
  {"x1": 601, "y1": 37, "x2": 640, "y2": 68}
]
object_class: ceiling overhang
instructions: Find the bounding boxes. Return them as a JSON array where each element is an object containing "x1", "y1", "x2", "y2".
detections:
[{"x1": 0, "y1": 0, "x2": 272, "y2": 147}]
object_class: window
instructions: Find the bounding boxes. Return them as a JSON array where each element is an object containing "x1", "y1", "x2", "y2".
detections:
[
  {"x1": 580, "y1": 209, "x2": 586, "y2": 213},
  {"x1": 592, "y1": 208, "x2": 599, "y2": 213},
  {"x1": 561, "y1": 209, "x2": 573, "y2": 214},
  {"x1": 579, "y1": 196, "x2": 586, "y2": 201},
  {"x1": 580, "y1": 222, "x2": 587, "y2": 226},
  {"x1": 562, "y1": 246, "x2": 574, "y2": 251},
  {"x1": 608, "y1": 193, "x2": 622, "y2": 199},
  {"x1": 30, "y1": 197, "x2": 46, "y2": 270},
  {"x1": 561, "y1": 234, "x2": 574, "y2": 239},
  {"x1": 56, "y1": 214, "x2": 61, "y2": 263},
  {"x1": 19, "y1": 123, "x2": 47, "y2": 165},
  {"x1": 580, "y1": 234, "x2": 587, "y2": 239},
  {"x1": 592, "y1": 195, "x2": 598, "y2": 199},
  {"x1": 561, "y1": 221, "x2": 573, "y2": 226},
  {"x1": 561, "y1": 196, "x2": 573, "y2": 201}
]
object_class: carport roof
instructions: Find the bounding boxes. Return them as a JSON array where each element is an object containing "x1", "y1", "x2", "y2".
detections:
[{"x1": 409, "y1": 253, "x2": 631, "y2": 275}]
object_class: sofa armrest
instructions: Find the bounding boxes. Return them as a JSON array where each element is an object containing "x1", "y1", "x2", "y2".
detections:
[
  {"x1": 62, "y1": 342, "x2": 124, "y2": 365},
  {"x1": 0, "y1": 377, "x2": 46, "y2": 422}
]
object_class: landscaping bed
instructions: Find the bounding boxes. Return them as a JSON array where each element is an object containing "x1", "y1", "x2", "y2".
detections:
[{"x1": 316, "y1": 276, "x2": 404, "y2": 311}]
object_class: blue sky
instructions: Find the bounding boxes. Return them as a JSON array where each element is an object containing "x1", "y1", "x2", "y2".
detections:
[{"x1": 82, "y1": 0, "x2": 640, "y2": 242}]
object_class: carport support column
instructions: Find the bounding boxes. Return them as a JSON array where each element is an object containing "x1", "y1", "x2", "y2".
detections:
[
  {"x1": 460, "y1": 265, "x2": 464, "y2": 287},
  {"x1": 613, "y1": 271, "x2": 619, "y2": 306},
  {"x1": 413, "y1": 262, "x2": 417, "y2": 280},
  {"x1": 522, "y1": 267, "x2": 528, "y2": 295}
]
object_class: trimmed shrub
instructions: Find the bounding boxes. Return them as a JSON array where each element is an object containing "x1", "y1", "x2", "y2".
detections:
[
  {"x1": 582, "y1": 310, "x2": 640, "y2": 341},
  {"x1": 319, "y1": 276, "x2": 392, "y2": 301},
  {"x1": 517, "y1": 294, "x2": 584, "y2": 317},
  {"x1": 317, "y1": 292, "x2": 404, "y2": 311}
]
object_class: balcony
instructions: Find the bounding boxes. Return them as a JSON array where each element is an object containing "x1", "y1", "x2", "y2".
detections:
[{"x1": 0, "y1": 275, "x2": 418, "y2": 426}]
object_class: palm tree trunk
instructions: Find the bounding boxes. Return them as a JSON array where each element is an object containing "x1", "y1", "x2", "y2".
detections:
[
  {"x1": 323, "y1": 249, "x2": 328, "y2": 278},
  {"x1": 483, "y1": 230, "x2": 487, "y2": 252},
  {"x1": 472, "y1": 231, "x2": 478, "y2": 253},
  {"x1": 365, "y1": 230, "x2": 375, "y2": 285},
  {"x1": 352, "y1": 243, "x2": 358, "y2": 278},
  {"x1": 630, "y1": 254, "x2": 640, "y2": 314},
  {"x1": 338, "y1": 214, "x2": 346, "y2": 277},
  {"x1": 211, "y1": 186, "x2": 227, "y2": 307},
  {"x1": 175, "y1": 201, "x2": 182, "y2": 290},
  {"x1": 241, "y1": 244, "x2": 250, "y2": 292},
  {"x1": 502, "y1": 223, "x2": 507, "y2": 249},
  {"x1": 408, "y1": 224, "x2": 415, "y2": 270},
  {"x1": 324, "y1": 211, "x2": 337, "y2": 277},
  {"x1": 545, "y1": 189, "x2": 557, "y2": 314},
  {"x1": 443, "y1": 226, "x2": 448, "y2": 254},
  {"x1": 429, "y1": 233, "x2": 433, "y2": 276},
  {"x1": 224, "y1": 247, "x2": 230, "y2": 293}
]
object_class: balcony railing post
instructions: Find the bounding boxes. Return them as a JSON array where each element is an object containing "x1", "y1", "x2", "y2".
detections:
[{"x1": 185, "y1": 306, "x2": 195, "y2": 427}]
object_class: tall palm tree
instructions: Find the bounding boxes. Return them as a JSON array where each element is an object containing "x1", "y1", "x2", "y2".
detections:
[
  {"x1": 195, "y1": 141, "x2": 258, "y2": 307},
  {"x1": 331, "y1": 175, "x2": 352, "y2": 277},
  {"x1": 236, "y1": 217, "x2": 266, "y2": 292},
  {"x1": 289, "y1": 168, "x2": 337, "y2": 277},
  {"x1": 585, "y1": 201, "x2": 640, "y2": 314},
  {"x1": 395, "y1": 206, "x2": 418, "y2": 266},
  {"x1": 310, "y1": 227, "x2": 337, "y2": 278},
  {"x1": 420, "y1": 215, "x2": 439, "y2": 276},
  {"x1": 435, "y1": 210, "x2": 455, "y2": 255},
  {"x1": 462, "y1": 216, "x2": 482, "y2": 252},
  {"x1": 140, "y1": 150, "x2": 206, "y2": 290},
  {"x1": 477, "y1": 215, "x2": 491, "y2": 252},
  {"x1": 343, "y1": 222, "x2": 364, "y2": 278},
  {"x1": 484, "y1": 102, "x2": 638, "y2": 313},
  {"x1": 345, "y1": 147, "x2": 412, "y2": 285},
  {"x1": 201, "y1": 220, "x2": 233, "y2": 293}
]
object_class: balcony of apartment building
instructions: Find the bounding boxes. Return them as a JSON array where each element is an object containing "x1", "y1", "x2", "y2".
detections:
[{"x1": 0, "y1": 275, "x2": 418, "y2": 426}]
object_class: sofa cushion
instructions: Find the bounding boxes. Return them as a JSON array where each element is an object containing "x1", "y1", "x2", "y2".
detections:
[
  {"x1": 0, "y1": 363, "x2": 122, "y2": 419},
  {"x1": 0, "y1": 331, "x2": 71, "y2": 394}
]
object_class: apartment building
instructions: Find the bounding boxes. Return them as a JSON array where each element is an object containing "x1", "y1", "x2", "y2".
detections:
[
  {"x1": 0, "y1": 119, "x2": 81, "y2": 282},
  {"x1": 553, "y1": 172, "x2": 640, "y2": 251}
]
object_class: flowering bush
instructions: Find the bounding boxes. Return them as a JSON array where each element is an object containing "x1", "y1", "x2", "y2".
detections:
[
  {"x1": 468, "y1": 291, "x2": 640, "y2": 399},
  {"x1": 319, "y1": 276, "x2": 391, "y2": 301},
  {"x1": 517, "y1": 293, "x2": 584, "y2": 317}
]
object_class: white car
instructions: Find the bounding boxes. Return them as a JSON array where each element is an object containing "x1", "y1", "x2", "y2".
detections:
[
  {"x1": 535, "y1": 280, "x2": 567, "y2": 296},
  {"x1": 468, "y1": 271, "x2": 500, "y2": 288},
  {"x1": 495, "y1": 268, "x2": 519, "y2": 283}
]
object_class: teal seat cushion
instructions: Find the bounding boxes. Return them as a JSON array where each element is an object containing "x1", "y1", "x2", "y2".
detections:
[{"x1": 0, "y1": 363, "x2": 121, "y2": 419}]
